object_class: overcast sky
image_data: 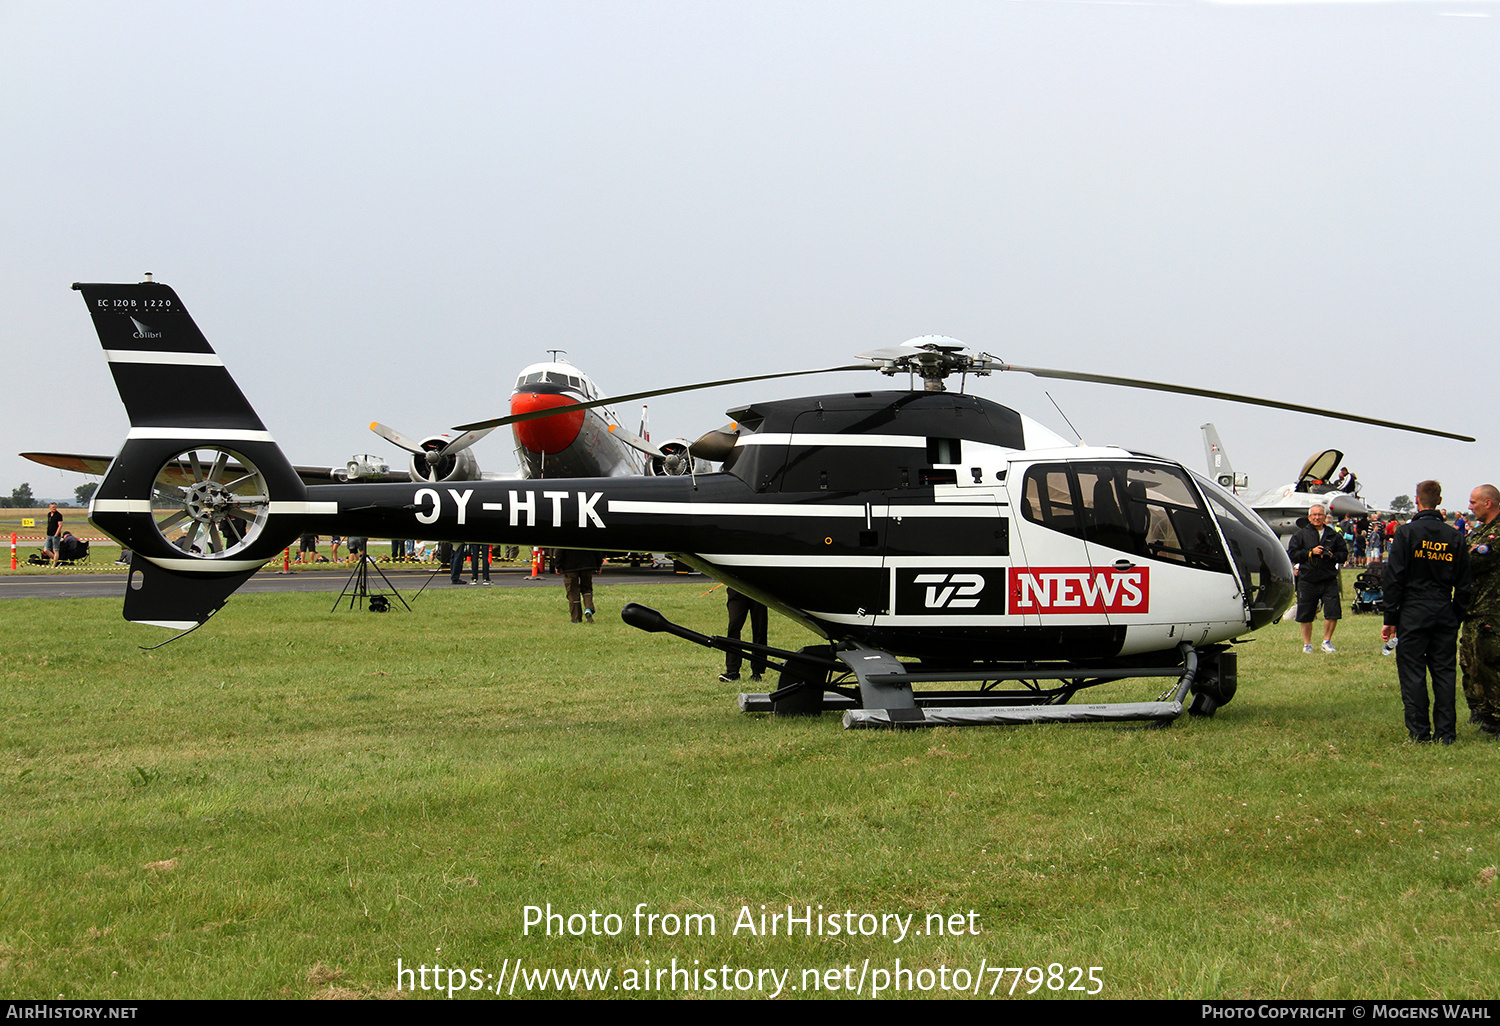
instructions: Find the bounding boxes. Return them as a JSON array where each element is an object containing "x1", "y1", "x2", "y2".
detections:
[{"x1": 2, "y1": 0, "x2": 1494, "y2": 513}]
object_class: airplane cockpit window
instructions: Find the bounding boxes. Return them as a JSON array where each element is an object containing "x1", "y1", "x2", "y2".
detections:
[{"x1": 522, "y1": 372, "x2": 546, "y2": 387}]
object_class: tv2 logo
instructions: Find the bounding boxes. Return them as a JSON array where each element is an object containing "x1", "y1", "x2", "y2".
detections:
[
  {"x1": 894, "y1": 569, "x2": 1006, "y2": 615},
  {"x1": 914, "y1": 573, "x2": 985, "y2": 609}
]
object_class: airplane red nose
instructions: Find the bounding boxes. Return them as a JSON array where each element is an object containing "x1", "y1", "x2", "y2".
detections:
[{"x1": 511, "y1": 392, "x2": 585, "y2": 455}]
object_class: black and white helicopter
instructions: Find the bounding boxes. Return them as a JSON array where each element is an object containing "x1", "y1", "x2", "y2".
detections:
[{"x1": 75, "y1": 280, "x2": 1473, "y2": 729}]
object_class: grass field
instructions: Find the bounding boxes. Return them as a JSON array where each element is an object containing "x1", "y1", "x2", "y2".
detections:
[{"x1": 3, "y1": 578, "x2": 1497, "y2": 1000}]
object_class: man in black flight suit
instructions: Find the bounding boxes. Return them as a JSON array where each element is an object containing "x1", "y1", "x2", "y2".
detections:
[{"x1": 1382, "y1": 480, "x2": 1472, "y2": 744}]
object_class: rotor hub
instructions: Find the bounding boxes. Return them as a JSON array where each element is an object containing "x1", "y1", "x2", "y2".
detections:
[{"x1": 859, "y1": 336, "x2": 999, "y2": 392}]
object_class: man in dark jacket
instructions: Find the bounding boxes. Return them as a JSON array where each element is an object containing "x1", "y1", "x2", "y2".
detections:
[
  {"x1": 1288, "y1": 503, "x2": 1348, "y2": 654},
  {"x1": 1383, "y1": 481, "x2": 1472, "y2": 744}
]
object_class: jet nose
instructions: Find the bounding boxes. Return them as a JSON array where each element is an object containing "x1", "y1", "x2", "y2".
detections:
[{"x1": 511, "y1": 391, "x2": 585, "y2": 455}]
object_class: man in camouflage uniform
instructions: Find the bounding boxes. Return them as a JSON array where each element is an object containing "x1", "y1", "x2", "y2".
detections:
[{"x1": 1462, "y1": 484, "x2": 1500, "y2": 736}]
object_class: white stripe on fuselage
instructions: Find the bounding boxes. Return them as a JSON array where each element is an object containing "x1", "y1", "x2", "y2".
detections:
[
  {"x1": 126, "y1": 427, "x2": 275, "y2": 442},
  {"x1": 606, "y1": 500, "x2": 1002, "y2": 519},
  {"x1": 736, "y1": 433, "x2": 927, "y2": 448}
]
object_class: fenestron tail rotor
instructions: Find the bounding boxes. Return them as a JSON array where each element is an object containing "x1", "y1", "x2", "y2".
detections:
[{"x1": 151, "y1": 447, "x2": 270, "y2": 557}]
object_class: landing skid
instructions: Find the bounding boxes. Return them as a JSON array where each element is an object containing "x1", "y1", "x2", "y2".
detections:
[{"x1": 620, "y1": 603, "x2": 1237, "y2": 730}]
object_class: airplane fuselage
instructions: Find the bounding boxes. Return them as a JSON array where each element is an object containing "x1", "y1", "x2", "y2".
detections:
[{"x1": 509, "y1": 361, "x2": 643, "y2": 479}]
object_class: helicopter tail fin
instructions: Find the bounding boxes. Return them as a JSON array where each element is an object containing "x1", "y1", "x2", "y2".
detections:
[{"x1": 73, "y1": 280, "x2": 321, "y2": 628}]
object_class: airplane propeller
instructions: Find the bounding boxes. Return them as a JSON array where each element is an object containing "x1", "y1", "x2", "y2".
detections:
[
  {"x1": 370, "y1": 422, "x2": 494, "y2": 482},
  {"x1": 450, "y1": 339, "x2": 1473, "y2": 444}
]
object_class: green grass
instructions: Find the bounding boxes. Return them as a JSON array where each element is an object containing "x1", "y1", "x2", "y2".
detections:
[{"x1": 2, "y1": 580, "x2": 1497, "y2": 1000}]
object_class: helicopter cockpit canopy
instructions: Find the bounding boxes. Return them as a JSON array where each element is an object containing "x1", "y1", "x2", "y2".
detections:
[
  {"x1": 1191, "y1": 470, "x2": 1297, "y2": 629},
  {"x1": 1017, "y1": 459, "x2": 1293, "y2": 630}
]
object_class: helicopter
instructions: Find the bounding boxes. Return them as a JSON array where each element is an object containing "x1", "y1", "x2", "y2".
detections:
[{"x1": 73, "y1": 279, "x2": 1473, "y2": 729}]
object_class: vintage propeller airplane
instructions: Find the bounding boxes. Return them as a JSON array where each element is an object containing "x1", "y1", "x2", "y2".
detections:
[
  {"x1": 365, "y1": 355, "x2": 710, "y2": 485},
  {"x1": 72, "y1": 279, "x2": 1473, "y2": 729}
]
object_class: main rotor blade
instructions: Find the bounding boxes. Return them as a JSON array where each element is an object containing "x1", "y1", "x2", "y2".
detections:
[
  {"x1": 1000, "y1": 364, "x2": 1475, "y2": 442},
  {"x1": 452, "y1": 364, "x2": 870, "y2": 433},
  {"x1": 436, "y1": 427, "x2": 494, "y2": 458}
]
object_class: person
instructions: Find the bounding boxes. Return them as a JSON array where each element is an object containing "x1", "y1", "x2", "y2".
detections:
[
  {"x1": 450, "y1": 542, "x2": 491, "y2": 585},
  {"x1": 1287, "y1": 504, "x2": 1348, "y2": 653},
  {"x1": 55, "y1": 531, "x2": 86, "y2": 563},
  {"x1": 1382, "y1": 481, "x2": 1472, "y2": 744},
  {"x1": 720, "y1": 587, "x2": 768, "y2": 683},
  {"x1": 1461, "y1": 484, "x2": 1500, "y2": 736},
  {"x1": 45, "y1": 503, "x2": 63, "y2": 566},
  {"x1": 298, "y1": 534, "x2": 317, "y2": 563},
  {"x1": 556, "y1": 549, "x2": 602, "y2": 622},
  {"x1": 329, "y1": 536, "x2": 343, "y2": 561}
]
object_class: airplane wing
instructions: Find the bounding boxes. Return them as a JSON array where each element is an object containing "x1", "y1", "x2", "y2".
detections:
[{"x1": 20, "y1": 451, "x2": 406, "y2": 488}]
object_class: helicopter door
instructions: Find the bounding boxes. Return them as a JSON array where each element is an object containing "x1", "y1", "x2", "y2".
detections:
[
  {"x1": 877, "y1": 435, "x2": 1010, "y2": 631},
  {"x1": 1008, "y1": 462, "x2": 1111, "y2": 635},
  {"x1": 1069, "y1": 461, "x2": 1245, "y2": 654}
]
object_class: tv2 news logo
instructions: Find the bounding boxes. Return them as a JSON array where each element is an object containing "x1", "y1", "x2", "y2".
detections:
[
  {"x1": 1010, "y1": 566, "x2": 1149, "y2": 613},
  {"x1": 896, "y1": 570, "x2": 1007, "y2": 615}
]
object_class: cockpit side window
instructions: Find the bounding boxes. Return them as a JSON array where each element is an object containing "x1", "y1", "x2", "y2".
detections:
[
  {"x1": 1020, "y1": 465, "x2": 1082, "y2": 539},
  {"x1": 1075, "y1": 462, "x2": 1229, "y2": 572}
]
